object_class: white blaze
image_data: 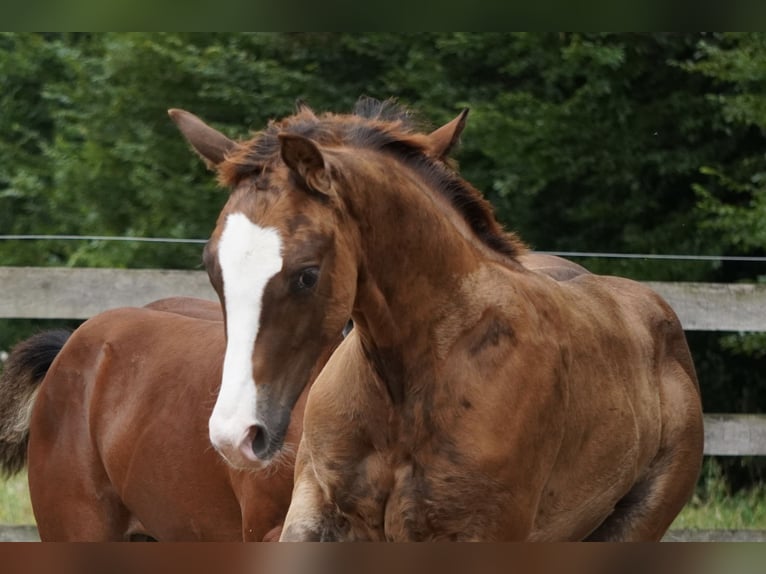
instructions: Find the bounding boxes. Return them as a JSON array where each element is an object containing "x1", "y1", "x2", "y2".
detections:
[{"x1": 208, "y1": 212, "x2": 283, "y2": 456}]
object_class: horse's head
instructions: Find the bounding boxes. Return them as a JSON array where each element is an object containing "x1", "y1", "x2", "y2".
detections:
[
  {"x1": 169, "y1": 100, "x2": 471, "y2": 470},
  {"x1": 169, "y1": 107, "x2": 359, "y2": 470}
]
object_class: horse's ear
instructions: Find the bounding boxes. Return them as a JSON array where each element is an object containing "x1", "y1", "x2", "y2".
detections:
[
  {"x1": 426, "y1": 108, "x2": 469, "y2": 160},
  {"x1": 279, "y1": 134, "x2": 333, "y2": 197},
  {"x1": 168, "y1": 109, "x2": 238, "y2": 169}
]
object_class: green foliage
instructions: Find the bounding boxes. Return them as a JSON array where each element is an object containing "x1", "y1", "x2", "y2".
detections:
[
  {"x1": 0, "y1": 33, "x2": 70, "y2": 266},
  {"x1": 444, "y1": 33, "x2": 725, "y2": 279},
  {"x1": 672, "y1": 458, "x2": 766, "y2": 530},
  {"x1": 684, "y1": 34, "x2": 766, "y2": 261}
]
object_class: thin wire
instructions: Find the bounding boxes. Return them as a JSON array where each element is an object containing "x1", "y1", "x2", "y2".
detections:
[
  {"x1": 539, "y1": 251, "x2": 766, "y2": 263},
  {"x1": 0, "y1": 234, "x2": 207, "y2": 244},
  {"x1": 1, "y1": 235, "x2": 765, "y2": 262}
]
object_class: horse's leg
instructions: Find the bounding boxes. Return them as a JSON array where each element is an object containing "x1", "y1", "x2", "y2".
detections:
[
  {"x1": 31, "y1": 453, "x2": 132, "y2": 541},
  {"x1": 279, "y1": 475, "x2": 335, "y2": 541},
  {"x1": 584, "y1": 452, "x2": 700, "y2": 541},
  {"x1": 28, "y1": 381, "x2": 133, "y2": 541},
  {"x1": 585, "y1": 353, "x2": 704, "y2": 542},
  {"x1": 29, "y1": 445, "x2": 132, "y2": 541},
  {"x1": 279, "y1": 444, "x2": 350, "y2": 542}
]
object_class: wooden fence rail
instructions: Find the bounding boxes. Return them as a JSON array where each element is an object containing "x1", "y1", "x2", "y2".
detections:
[
  {"x1": 1, "y1": 266, "x2": 765, "y2": 457},
  {"x1": 2, "y1": 266, "x2": 766, "y2": 330},
  {"x1": 0, "y1": 266, "x2": 216, "y2": 320}
]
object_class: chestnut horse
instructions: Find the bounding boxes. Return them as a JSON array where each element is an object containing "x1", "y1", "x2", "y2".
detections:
[
  {"x1": 0, "y1": 296, "x2": 342, "y2": 541},
  {"x1": 169, "y1": 97, "x2": 704, "y2": 542}
]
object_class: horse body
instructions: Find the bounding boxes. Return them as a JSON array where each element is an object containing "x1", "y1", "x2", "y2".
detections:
[
  {"x1": 169, "y1": 98, "x2": 702, "y2": 542},
  {"x1": 1, "y1": 298, "x2": 303, "y2": 541},
  {"x1": 279, "y1": 151, "x2": 701, "y2": 542},
  {"x1": 296, "y1": 268, "x2": 698, "y2": 541}
]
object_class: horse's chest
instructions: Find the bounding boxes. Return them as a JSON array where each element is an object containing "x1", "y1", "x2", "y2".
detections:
[
  {"x1": 384, "y1": 464, "x2": 476, "y2": 541},
  {"x1": 326, "y1": 451, "x2": 502, "y2": 542}
]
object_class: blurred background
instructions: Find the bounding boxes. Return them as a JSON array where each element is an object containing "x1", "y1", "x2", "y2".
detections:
[{"x1": 0, "y1": 32, "x2": 764, "y2": 532}]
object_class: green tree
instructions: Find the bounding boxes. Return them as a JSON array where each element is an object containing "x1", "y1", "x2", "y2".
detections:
[
  {"x1": 684, "y1": 33, "x2": 766, "y2": 263},
  {"x1": 0, "y1": 33, "x2": 71, "y2": 265}
]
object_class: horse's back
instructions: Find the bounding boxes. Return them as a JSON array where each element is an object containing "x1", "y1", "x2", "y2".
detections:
[
  {"x1": 518, "y1": 252, "x2": 590, "y2": 281},
  {"x1": 143, "y1": 296, "x2": 222, "y2": 321},
  {"x1": 27, "y1": 303, "x2": 286, "y2": 541}
]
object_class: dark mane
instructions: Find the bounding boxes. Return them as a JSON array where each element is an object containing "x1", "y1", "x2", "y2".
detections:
[{"x1": 220, "y1": 97, "x2": 526, "y2": 259}]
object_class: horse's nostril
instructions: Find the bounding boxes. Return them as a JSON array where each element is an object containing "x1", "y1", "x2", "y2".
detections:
[{"x1": 251, "y1": 424, "x2": 269, "y2": 459}]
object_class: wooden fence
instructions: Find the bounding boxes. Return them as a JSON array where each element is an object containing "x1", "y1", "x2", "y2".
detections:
[{"x1": 2, "y1": 266, "x2": 765, "y2": 458}]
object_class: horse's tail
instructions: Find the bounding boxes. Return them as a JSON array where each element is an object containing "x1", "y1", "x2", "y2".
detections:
[{"x1": 0, "y1": 329, "x2": 71, "y2": 476}]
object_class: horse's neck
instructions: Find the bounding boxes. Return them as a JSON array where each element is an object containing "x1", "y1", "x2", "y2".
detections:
[{"x1": 346, "y1": 162, "x2": 499, "y2": 398}]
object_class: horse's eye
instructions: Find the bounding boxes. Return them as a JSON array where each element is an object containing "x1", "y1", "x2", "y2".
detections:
[{"x1": 293, "y1": 267, "x2": 319, "y2": 291}]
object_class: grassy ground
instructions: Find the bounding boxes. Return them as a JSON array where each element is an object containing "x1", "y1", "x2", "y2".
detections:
[
  {"x1": 672, "y1": 488, "x2": 766, "y2": 530},
  {"x1": 669, "y1": 460, "x2": 766, "y2": 531},
  {"x1": 0, "y1": 471, "x2": 34, "y2": 524},
  {"x1": 2, "y1": 466, "x2": 765, "y2": 531}
]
